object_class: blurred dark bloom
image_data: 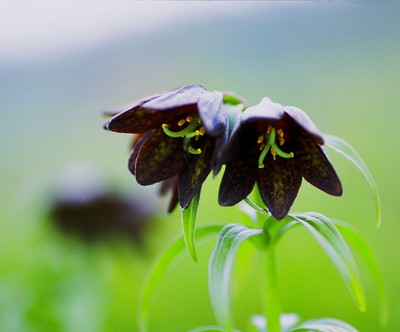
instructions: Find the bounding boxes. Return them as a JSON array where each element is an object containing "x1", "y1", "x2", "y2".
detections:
[
  {"x1": 218, "y1": 97, "x2": 342, "y2": 220},
  {"x1": 104, "y1": 84, "x2": 228, "y2": 210},
  {"x1": 50, "y1": 190, "x2": 153, "y2": 245}
]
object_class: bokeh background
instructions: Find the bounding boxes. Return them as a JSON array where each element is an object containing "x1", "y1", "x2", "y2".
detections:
[{"x1": 1, "y1": 2, "x2": 399, "y2": 331}]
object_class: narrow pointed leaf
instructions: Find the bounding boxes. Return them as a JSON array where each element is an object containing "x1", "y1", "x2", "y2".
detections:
[
  {"x1": 333, "y1": 220, "x2": 388, "y2": 327},
  {"x1": 187, "y1": 327, "x2": 232, "y2": 332},
  {"x1": 182, "y1": 190, "x2": 201, "y2": 262},
  {"x1": 291, "y1": 213, "x2": 366, "y2": 312},
  {"x1": 324, "y1": 134, "x2": 381, "y2": 227},
  {"x1": 139, "y1": 223, "x2": 225, "y2": 332},
  {"x1": 251, "y1": 313, "x2": 299, "y2": 332},
  {"x1": 291, "y1": 318, "x2": 358, "y2": 332},
  {"x1": 208, "y1": 224, "x2": 264, "y2": 330}
]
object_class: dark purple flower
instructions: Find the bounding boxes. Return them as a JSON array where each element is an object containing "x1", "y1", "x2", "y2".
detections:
[
  {"x1": 218, "y1": 97, "x2": 342, "y2": 220},
  {"x1": 104, "y1": 84, "x2": 228, "y2": 209}
]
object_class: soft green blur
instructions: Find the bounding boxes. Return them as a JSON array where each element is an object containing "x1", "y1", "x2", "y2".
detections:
[{"x1": 1, "y1": 2, "x2": 399, "y2": 331}]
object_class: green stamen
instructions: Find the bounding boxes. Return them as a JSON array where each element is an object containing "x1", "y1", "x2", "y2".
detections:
[
  {"x1": 162, "y1": 121, "x2": 198, "y2": 138},
  {"x1": 258, "y1": 142, "x2": 271, "y2": 168},
  {"x1": 258, "y1": 127, "x2": 294, "y2": 168},
  {"x1": 188, "y1": 146, "x2": 202, "y2": 155}
]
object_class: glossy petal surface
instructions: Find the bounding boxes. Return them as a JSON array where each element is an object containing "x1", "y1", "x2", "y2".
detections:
[
  {"x1": 135, "y1": 129, "x2": 187, "y2": 185},
  {"x1": 297, "y1": 136, "x2": 343, "y2": 196},
  {"x1": 257, "y1": 156, "x2": 302, "y2": 220},
  {"x1": 178, "y1": 139, "x2": 214, "y2": 209}
]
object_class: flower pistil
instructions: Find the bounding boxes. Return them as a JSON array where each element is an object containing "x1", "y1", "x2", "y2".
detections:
[
  {"x1": 258, "y1": 125, "x2": 294, "y2": 168},
  {"x1": 161, "y1": 116, "x2": 206, "y2": 155}
]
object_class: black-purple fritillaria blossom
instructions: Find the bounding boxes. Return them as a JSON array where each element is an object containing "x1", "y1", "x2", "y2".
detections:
[
  {"x1": 218, "y1": 97, "x2": 343, "y2": 220},
  {"x1": 104, "y1": 84, "x2": 228, "y2": 210}
]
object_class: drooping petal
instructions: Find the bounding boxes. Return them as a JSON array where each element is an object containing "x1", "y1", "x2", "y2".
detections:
[
  {"x1": 218, "y1": 157, "x2": 257, "y2": 206},
  {"x1": 103, "y1": 95, "x2": 161, "y2": 133},
  {"x1": 134, "y1": 129, "x2": 188, "y2": 185},
  {"x1": 257, "y1": 155, "x2": 302, "y2": 220},
  {"x1": 296, "y1": 136, "x2": 343, "y2": 196},
  {"x1": 218, "y1": 122, "x2": 259, "y2": 205},
  {"x1": 128, "y1": 131, "x2": 153, "y2": 176},
  {"x1": 159, "y1": 177, "x2": 179, "y2": 213},
  {"x1": 197, "y1": 90, "x2": 227, "y2": 136},
  {"x1": 144, "y1": 84, "x2": 205, "y2": 110},
  {"x1": 178, "y1": 139, "x2": 214, "y2": 209},
  {"x1": 104, "y1": 84, "x2": 205, "y2": 134},
  {"x1": 283, "y1": 106, "x2": 324, "y2": 144}
]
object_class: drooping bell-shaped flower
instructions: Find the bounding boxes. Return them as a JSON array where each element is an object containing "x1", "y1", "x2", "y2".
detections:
[
  {"x1": 104, "y1": 84, "x2": 228, "y2": 210},
  {"x1": 218, "y1": 97, "x2": 342, "y2": 220}
]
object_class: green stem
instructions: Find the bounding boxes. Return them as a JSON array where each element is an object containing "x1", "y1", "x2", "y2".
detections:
[{"x1": 264, "y1": 244, "x2": 282, "y2": 332}]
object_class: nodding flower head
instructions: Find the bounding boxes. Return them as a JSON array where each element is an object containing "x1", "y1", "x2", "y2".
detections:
[
  {"x1": 218, "y1": 97, "x2": 342, "y2": 220},
  {"x1": 104, "y1": 84, "x2": 231, "y2": 210}
]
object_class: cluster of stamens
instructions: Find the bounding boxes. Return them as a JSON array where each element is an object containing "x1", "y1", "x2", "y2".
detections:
[
  {"x1": 162, "y1": 116, "x2": 206, "y2": 155},
  {"x1": 257, "y1": 125, "x2": 294, "y2": 168}
]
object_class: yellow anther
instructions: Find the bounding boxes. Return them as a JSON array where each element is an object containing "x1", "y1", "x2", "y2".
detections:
[
  {"x1": 267, "y1": 125, "x2": 273, "y2": 134},
  {"x1": 178, "y1": 119, "x2": 186, "y2": 126},
  {"x1": 199, "y1": 127, "x2": 206, "y2": 136},
  {"x1": 271, "y1": 148, "x2": 277, "y2": 160},
  {"x1": 277, "y1": 129, "x2": 284, "y2": 138},
  {"x1": 257, "y1": 135, "x2": 264, "y2": 144},
  {"x1": 259, "y1": 143, "x2": 265, "y2": 151},
  {"x1": 186, "y1": 116, "x2": 193, "y2": 122},
  {"x1": 279, "y1": 137, "x2": 285, "y2": 146}
]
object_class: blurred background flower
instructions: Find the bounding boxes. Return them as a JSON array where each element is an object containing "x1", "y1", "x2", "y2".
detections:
[{"x1": 1, "y1": 2, "x2": 399, "y2": 331}]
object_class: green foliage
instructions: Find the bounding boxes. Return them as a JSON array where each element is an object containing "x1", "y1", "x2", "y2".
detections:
[
  {"x1": 291, "y1": 318, "x2": 358, "y2": 332},
  {"x1": 324, "y1": 135, "x2": 381, "y2": 227},
  {"x1": 182, "y1": 191, "x2": 201, "y2": 261},
  {"x1": 333, "y1": 220, "x2": 388, "y2": 327},
  {"x1": 290, "y1": 213, "x2": 366, "y2": 312},
  {"x1": 138, "y1": 223, "x2": 225, "y2": 332},
  {"x1": 208, "y1": 225, "x2": 265, "y2": 331}
]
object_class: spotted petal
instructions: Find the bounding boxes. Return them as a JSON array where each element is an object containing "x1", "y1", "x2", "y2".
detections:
[
  {"x1": 297, "y1": 135, "x2": 343, "y2": 196},
  {"x1": 219, "y1": 158, "x2": 257, "y2": 207},
  {"x1": 134, "y1": 129, "x2": 188, "y2": 185},
  {"x1": 128, "y1": 131, "x2": 153, "y2": 176},
  {"x1": 257, "y1": 155, "x2": 302, "y2": 220},
  {"x1": 104, "y1": 84, "x2": 205, "y2": 134},
  {"x1": 178, "y1": 139, "x2": 214, "y2": 209}
]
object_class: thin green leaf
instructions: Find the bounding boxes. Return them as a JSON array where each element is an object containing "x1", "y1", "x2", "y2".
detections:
[
  {"x1": 290, "y1": 213, "x2": 366, "y2": 312},
  {"x1": 250, "y1": 313, "x2": 299, "y2": 332},
  {"x1": 139, "y1": 223, "x2": 225, "y2": 332},
  {"x1": 291, "y1": 318, "x2": 358, "y2": 332},
  {"x1": 323, "y1": 134, "x2": 381, "y2": 227},
  {"x1": 208, "y1": 224, "x2": 265, "y2": 331},
  {"x1": 333, "y1": 220, "x2": 388, "y2": 327},
  {"x1": 182, "y1": 190, "x2": 201, "y2": 261},
  {"x1": 187, "y1": 326, "x2": 227, "y2": 332}
]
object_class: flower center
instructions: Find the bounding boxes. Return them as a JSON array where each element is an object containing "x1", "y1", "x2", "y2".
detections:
[
  {"x1": 161, "y1": 116, "x2": 206, "y2": 155},
  {"x1": 257, "y1": 126, "x2": 294, "y2": 168}
]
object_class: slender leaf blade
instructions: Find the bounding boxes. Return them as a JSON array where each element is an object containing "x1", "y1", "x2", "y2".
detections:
[
  {"x1": 139, "y1": 223, "x2": 225, "y2": 332},
  {"x1": 187, "y1": 326, "x2": 227, "y2": 332},
  {"x1": 291, "y1": 318, "x2": 358, "y2": 332},
  {"x1": 291, "y1": 213, "x2": 366, "y2": 312},
  {"x1": 208, "y1": 224, "x2": 264, "y2": 330},
  {"x1": 333, "y1": 220, "x2": 388, "y2": 327},
  {"x1": 324, "y1": 134, "x2": 381, "y2": 227},
  {"x1": 182, "y1": 190, "x2": 201, "y2": 261}
]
